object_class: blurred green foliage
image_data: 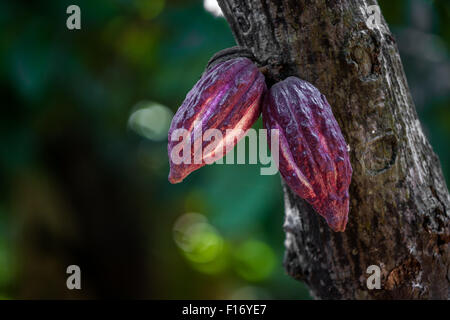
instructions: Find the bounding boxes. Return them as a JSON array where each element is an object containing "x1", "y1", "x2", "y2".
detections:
[{"x1": 0, "y1": 0, "x2": 448, "y2": 299}]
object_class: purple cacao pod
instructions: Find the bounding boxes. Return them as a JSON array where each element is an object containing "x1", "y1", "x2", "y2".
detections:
[
  {"x1": 263, "y1": 77, "x2": 352, "y2": 232},
  {"x1": 168, "y1": 57, "x2": 266, "y2": 183}
]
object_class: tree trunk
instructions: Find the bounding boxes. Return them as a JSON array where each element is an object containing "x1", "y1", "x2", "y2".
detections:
[{"x1": 218, "y1": 0, "x2": 450, "y2": 299}]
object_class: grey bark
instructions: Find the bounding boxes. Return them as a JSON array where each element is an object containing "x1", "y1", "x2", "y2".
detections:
[{"x1": 218, "y1": 0, "x2": 450, "y2": 299}]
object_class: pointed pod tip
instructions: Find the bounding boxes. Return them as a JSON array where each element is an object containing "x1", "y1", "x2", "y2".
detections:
[
  {"x1": 168, "y1": 171, "x2": 183, "y2": 184},
  {"x1": 324, "y1": 210, "x2": 348, "y2": 232},
  {"x1": 329, "y1": 221, "x2": 347, "y2": 232}
]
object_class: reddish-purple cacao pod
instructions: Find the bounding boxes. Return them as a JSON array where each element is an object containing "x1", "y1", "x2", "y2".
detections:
[
  {"x1": 168, "y1": 57, "x2": 266, "y2": 183},
  {"x1": 263, "y1": 77, "x2": 352, "y2": 232}
]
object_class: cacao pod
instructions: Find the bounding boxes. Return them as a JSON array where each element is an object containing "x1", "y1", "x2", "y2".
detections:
[
  {"x1": 168, "y1": 57, "x2": 266, "y2": 183},
  {"x1": 263, "y1": 76, "x2": 352, "y2": 232}
]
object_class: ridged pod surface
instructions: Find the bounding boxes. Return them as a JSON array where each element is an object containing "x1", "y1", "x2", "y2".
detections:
[
  {"x1": 168, "y1": 57, "x2": 266, "y2": 183},
  {"x1": 263, "y1": 77, "x2": 352, "y2": 232}
]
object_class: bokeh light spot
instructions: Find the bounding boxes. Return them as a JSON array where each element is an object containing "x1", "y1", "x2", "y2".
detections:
[
  {"x1": 233, "y1": 240, "x2": 276, "y2": 282},
  {"x1": 173, "y1": 213, "x2": 227, "y2": 274},
  {"x1": 173, "y1": 213, "x2": 207, "y2": 252},
  {"x1": 128, "y1": 101, "x2": 173, "y2": 141},
  {"x1": 182, "y1": 223, "x2": 223, "y2": 263},
  {"x1": 188, "y1": 243, "x2": 229, "y2": 275},
  {"x1": 173, "y1": 213, "x2": 224, "y2": 261}
]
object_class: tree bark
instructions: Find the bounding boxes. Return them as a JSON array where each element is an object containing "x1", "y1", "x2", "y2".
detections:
[{"x1": 218, "y1": 0, "x2": 450, "y2": 299}]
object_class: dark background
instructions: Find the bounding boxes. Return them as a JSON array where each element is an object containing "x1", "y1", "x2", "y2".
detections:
[{"x1": 0, "y1": 0, "x2": 449, "y2": 299}]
